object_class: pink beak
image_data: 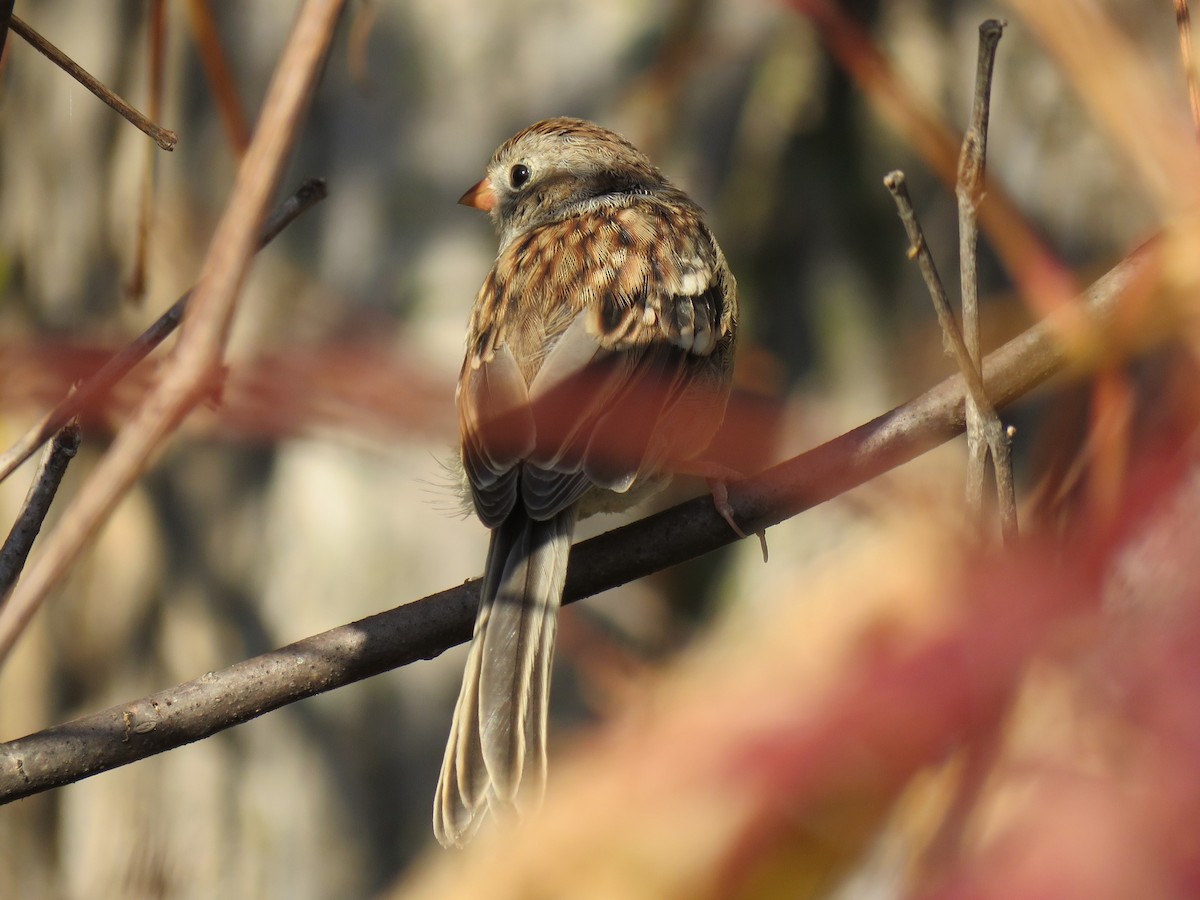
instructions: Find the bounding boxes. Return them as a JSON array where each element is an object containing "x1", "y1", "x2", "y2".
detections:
[{"x1": 458, "y1": 177, "x2": 496, "y2": 212}]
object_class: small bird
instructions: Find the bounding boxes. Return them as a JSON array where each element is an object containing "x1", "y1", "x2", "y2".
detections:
[{"x1": 435, "y1": 117, "x2": 739, "y2": 847}]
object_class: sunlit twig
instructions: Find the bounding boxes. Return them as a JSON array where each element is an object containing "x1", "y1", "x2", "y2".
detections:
[{"x1": 9, "y1": 14, "x2": 178, "y2": 150}]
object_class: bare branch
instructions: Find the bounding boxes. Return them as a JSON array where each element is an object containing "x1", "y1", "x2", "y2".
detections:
[
  {"x1": 885, "y1": 168, "x2": 1017, "y2": 542},
  {"x1": 0, "y1": 1, "x2": 347, "y2": 668},
  {"x1": 789, "y1": 0, "x2": 1084, "y2": 334},
  {"x1": 185, "y1": 0, "x2": 252, "y2": 155},
  {"x1": 9, "y1": 14, "x2": 178, "y2": 151},
  {"x1": 125, "y1": 0, "x2": 169, "y2": 303},
  {"x1": 0, "y1": 423, "x2": 81, "y2": 602},
  {"x1": 883, "y1": 169, "x2": 1012, "y2": 482},
  {"x1": 0, "y1": 244, "x2": 1151, "y2": 805},
  {"x1": 957, "y1": 19, "x2": 1015, "y2": 540},
  {"x1": 0, "y1": 178, "x2": 328, "y2": 486},
  {"x1": 882, "y1": 174, "x2": 982, "y2": 411}
]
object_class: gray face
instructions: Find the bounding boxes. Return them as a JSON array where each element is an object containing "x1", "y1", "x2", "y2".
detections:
[{"x1": 480, "y1": 118, "x2": 669, "y2": 247}]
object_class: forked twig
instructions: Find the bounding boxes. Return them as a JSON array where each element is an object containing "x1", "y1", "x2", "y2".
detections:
[
  {"x1": 884, "y1": 172, "x2": 1016, "y2": 544},
  {"x1": 887, "y1": 22, "x2": 1014, "y2": 875},
  {"x1": 956, "y1": 19, "x2": 1015, "y2": 540},
  {"x1": 9, "y1": 14, "x2": 178, "y2": 151},
  {"x1": 0, "y1": 178, "x2": 328, "y2": 486}
]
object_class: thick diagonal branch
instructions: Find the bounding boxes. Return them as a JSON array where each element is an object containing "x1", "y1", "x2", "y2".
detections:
[{"x1": 0, "y1": 246, "x2": 1149, "y2": 805}]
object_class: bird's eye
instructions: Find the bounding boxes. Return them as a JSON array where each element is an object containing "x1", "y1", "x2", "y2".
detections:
[{"x1": 509, "y1": 164, "x2": 531, "y2": 189}]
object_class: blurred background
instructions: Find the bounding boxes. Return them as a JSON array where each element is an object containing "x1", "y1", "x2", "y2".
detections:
[{"x1": 0, "y1": 1, "x2": 1187, "y2": 897}]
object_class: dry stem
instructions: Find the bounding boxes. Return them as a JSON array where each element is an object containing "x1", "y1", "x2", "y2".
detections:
[
  {"x1": 9, "y1": 14, "x2": 178, "y2": 151},
  {"x1": 0, "y1": 1, "x2": 347, "y2": 668},
  {"x1": 956, "y1": 19, "x2": 1016, "y2": 541},
  {"x1": 0, "y1": 244, "x2": 1151, "y2": 804},
  {"x1": 0, "y1": 423, "x2": 81, "y2": 604}
]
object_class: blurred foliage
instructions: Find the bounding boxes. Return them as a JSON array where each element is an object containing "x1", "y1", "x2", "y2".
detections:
[{"x1": 0, "y1": 0, "x2": 1193, "y2": 898}]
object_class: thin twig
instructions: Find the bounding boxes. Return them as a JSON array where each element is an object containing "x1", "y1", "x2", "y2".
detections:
[
  {"x1": 1176, "y1": 0, "x2": 1200, "y2": 137},
  {"x1": 0, "y1": 1, "x2": 346, "y2": 669},
  {"x1": 0, "y1": 245, "x2": 1151, "y2": 804},
  {"x1": 348, "y1": 0, "x2": 380, "y2": 94},
  {"x1": 0, "y1": 178, "x2": 328, "y2": 486},
  {"x1": 185, "y1": 0, "x2": 251, "y2": 155},
  {"x1": 788, "y1": 0, "x2": 1085, "y2": 341},
  {"x1": 884, "y1": 171, "x2": 1017, "y2": 545},
  {"x1": 125, "y1": 0, "x2": 168, "y2": 303},
  {"x1": 0, "y1": 422, "x2": 80, "y2": 604},
  {"x1": 882, "y1": 176, "x2": 1001, "y2": 426},
  {"x1": 0, "y1": 0, "x2": 14, "y2": 62},
  {"x1": 9, "y1": 15, "x2": 177, "y2": 151},
  {"x1": 957, "y1": 19, "x2": 1015, "y2": 541}
]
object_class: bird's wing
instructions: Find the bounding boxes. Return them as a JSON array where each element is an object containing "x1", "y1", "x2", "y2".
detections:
[
  {"x1": 457, "y1": 334, "x2": 535, "y2": 528},
  {"x1": 459, "y1": 199, "x2": 736, "y2": 524}
]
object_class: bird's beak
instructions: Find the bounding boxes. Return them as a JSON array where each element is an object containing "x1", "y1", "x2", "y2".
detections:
[{"x1": 458, "y1": 177, "x2": 496, "y2": 212}]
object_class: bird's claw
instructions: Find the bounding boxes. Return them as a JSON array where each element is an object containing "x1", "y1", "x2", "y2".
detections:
[{"x1": 707, "y1": 478, "x2": 768, "y2": 563}]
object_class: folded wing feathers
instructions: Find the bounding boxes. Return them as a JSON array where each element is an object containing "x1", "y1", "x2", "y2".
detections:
[{"x1": 460, "y1": 343, "x2": 536, "y2": 527}]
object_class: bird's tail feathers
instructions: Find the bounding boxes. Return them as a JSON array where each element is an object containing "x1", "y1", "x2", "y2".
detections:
[{"x1": 434, "y1": 506, "x2": 575, "y2": 847}]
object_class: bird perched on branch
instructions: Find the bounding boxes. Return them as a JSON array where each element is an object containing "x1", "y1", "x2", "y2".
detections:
[{"x1": 435, "y1": 116, "x2": 739, "y2": 847}]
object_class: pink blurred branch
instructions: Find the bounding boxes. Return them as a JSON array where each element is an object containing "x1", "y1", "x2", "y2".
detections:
[{"x1": 0, "y1": 241, "x2": 1153, "y2": 805}]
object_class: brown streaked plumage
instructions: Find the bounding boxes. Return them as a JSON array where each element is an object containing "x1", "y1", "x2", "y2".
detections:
[{"x1": 435, "y1": 117, "x2": 738, "y2": 847}]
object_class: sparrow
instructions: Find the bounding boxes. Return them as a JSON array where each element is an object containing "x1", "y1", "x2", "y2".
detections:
[{"x1": 435, "y1": 116, "x2": 739, "y2": 847}]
